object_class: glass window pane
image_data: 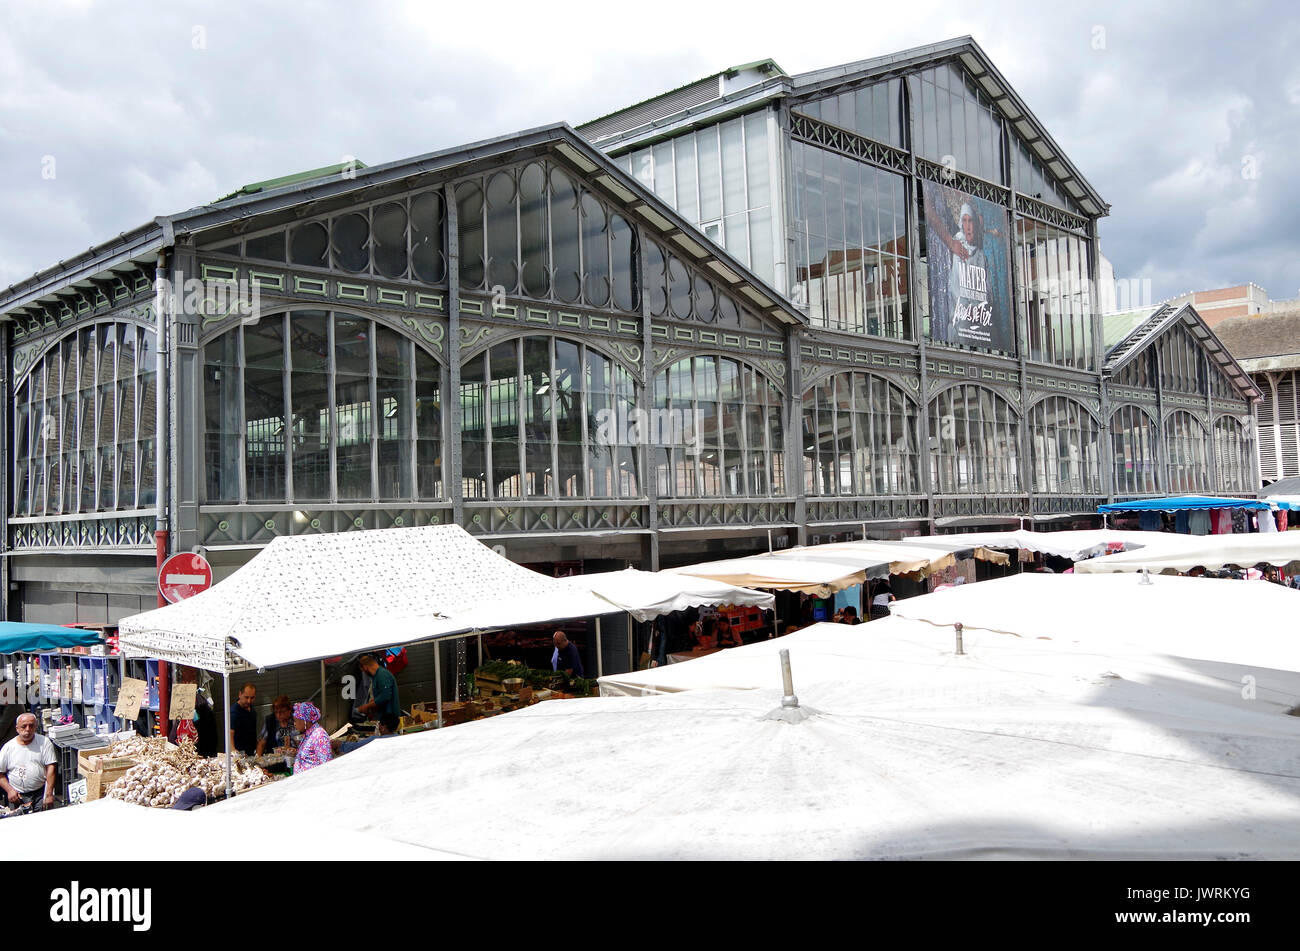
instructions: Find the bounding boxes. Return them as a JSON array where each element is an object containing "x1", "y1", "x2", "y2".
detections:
[
  {"x1": 372, "y1": 202, "x2": 408, "y2": 279},
  {"x1": 411, "y1": 191, "x2": 447, "y2": 284},
  {"x1": 550, "y1": 168, "x2": 582, "y2": 303},
  {"x1": 332, "y1": 212, "x2": 370, "y2": 273}
]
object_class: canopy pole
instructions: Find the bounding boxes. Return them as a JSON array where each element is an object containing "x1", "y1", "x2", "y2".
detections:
[
  {"x1": 319, "y1": 660, "x2": 326, "y2": 728},
  {"x1": 434, "y1": 643, "x2": 443, "y2": 729},
  {"x1": 222, "y1": 671, "x2": 232, "y2": 798},
  {"x1": 626, "y1": 613, "x2": 634, "y2": 675},
  {"x1": 954, "y1": 622, "x2": 964, "y2": 656},
  {"x1": 595, "y1": 617, "x2": 604, "y2": 679},
  {"x1": 779, "y1": 648, "x2": 800, "y2": 708},
  {"x1": 767, "y1": 529, "x2": 773, "y2": 553},
  {"x1": 861, "y1": 522, "x2": 867, "y2": 541}
]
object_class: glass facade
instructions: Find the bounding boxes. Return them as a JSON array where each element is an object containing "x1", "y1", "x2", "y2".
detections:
[
  {"x1": 460, "y1": 337, "x2": 639, "y2": 501},
  {"x1": 203, "y1": 310, "x2": 444, "y2": 504},
  {"x1": 1014, "y1": 139, "x2": 1076, "y2": 212},
  {"x1": 1015, "y1": 219, "x2": 1093, "y2": 369},
  {"x1": 1113, "y1": 350, "x2": 1155, "y2": 389},
  {"x1": 928, "y1": 385, "x2": 1020, "y2": 494},
  {"x1": 1157, "y1": 324, "x2": 1207, "y2": 393},
  {"x1": 643, "y1": 240, "x2": 763, "y2": 329},
  {"x1": 791, "y1": 79, "x2": 904, "y2": 148},
  {"x1": 619, "y1": 111, "x2": 775, "y2": 280},
  {"x1": 1213, "y1": 416, "x2": 1251, "y2": 492},
  {"x1": 1110, "y1": 404, "x2": 1159, "y2": 496},
  {"x1": 1163, "y1": 411, "x2": 1210, "y2": 493},
  {"x1": 802, "y1": 372, "x2": 920, "y2": 496},
  {"x1": 12, "y1": 322, "x2": 156, "y2": 517},
  {"x1": 909, "y1": 64, "x2": 1004, "y2": 184},
  {"x1": 1028, "y1": 397, "x2": 1102, "y2": 494},
  {"x1": 458, "y1": 162, "x2": 640, "y2": 312},
  {"x1": 237, "y1": 190, "x2": 449, "y2": 285},
  {"x1": 791, "y1": 141, "x2": 910, "y2": 338},
  {"x1": 652, "y1": 356, "x2": 785, "y2": 499}
]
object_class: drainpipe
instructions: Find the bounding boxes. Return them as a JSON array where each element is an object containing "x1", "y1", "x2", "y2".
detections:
[{"x1": 153, "y1": 243, "x2": 173, "y2": 725}]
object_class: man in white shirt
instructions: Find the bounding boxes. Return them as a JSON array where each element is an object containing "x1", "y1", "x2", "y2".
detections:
[{"x1": 0, "y1": 713, "x2": 57, "y2": 812}]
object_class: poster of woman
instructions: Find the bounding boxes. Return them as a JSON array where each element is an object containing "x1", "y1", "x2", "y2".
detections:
[{"x1": 922, "y1": 179, "x2": 1015, "y2": 354}]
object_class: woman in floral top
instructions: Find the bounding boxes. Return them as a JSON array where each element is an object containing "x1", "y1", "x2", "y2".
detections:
[{"x1": 291, "y1": 701, "x2": 333, "y2": 775}]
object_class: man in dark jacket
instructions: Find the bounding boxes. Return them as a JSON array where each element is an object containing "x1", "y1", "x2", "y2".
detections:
[{"x1": 551, "y1": 631, "x2": 584, "y2": 678}]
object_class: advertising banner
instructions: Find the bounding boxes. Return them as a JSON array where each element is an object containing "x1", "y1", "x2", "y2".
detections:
[{"x1": 922, "y1": 179, "x2": 1016, "y2": 353}]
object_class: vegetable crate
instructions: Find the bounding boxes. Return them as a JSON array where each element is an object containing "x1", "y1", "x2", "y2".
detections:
[{"x1": 77, "y1": 750, "x2": 138, "y2": 802}]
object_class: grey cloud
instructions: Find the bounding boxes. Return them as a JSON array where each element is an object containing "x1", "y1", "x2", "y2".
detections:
[{"x1": 2, "y1": 1, "x2": 1296, "y2": 306}]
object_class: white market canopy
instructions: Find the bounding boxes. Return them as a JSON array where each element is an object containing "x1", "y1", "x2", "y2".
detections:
[
  {"x1": 665, "y1": 538, "x2": 981, "y2": 597},
  {"x1": 664, "y1": 554, "x2": 871, "y2": 596},
  {"x1": 887, "y1": 571, "x2": 1300, "y2": 672},
  {"x1": 1072, "y1": 532, "x2": 1300, "y2": 574},
  {"x1": 118, "y1": 525, "x2": 619, "y2": 673},
  {"x1": 55, "y1": 576, "x2": 1297, "y2": 860},
  {"x1": 907, "y1": 528, "x2": 1163, "y2": 561},
  {"x1": 557, "y1": 569, "x2": 774, "y2": 622}
]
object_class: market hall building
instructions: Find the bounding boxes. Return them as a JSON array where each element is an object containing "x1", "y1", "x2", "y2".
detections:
[{"x1": 0, "y1": 37, "x2": 1260, "y2": 641}]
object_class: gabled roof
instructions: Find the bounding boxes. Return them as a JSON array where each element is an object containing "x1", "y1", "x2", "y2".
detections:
[
  {"x1": 216, "y1": 160, "x2": 369, "y2": 202},
  {"x1": 578, "y1": 59, "x2": 787, "y2": 142},
  {"x1": 578, "y1": 37, "x2": 1108, "y2": 218},
  {"x1": 1101, "y1": 309, "x2": 1150, "y2": 351},
  {"x1": 1103, "y1": 303, "x2": 1261, "y2": 401},
  {"x1": 0, "y1": 124, "x2": 806, "y2": 329},
  {"x1": 1213, "y1": 308, "x2": 1300, "y2": 365}
]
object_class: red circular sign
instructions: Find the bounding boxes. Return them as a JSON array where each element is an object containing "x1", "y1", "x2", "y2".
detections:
[{"x1": 159, "y1": 552, "x2": 214, "y2": 604}]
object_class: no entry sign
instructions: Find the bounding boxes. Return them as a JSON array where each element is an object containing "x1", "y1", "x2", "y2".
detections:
[{"x1": 159, "y1": 552, "x2": 213, "y2": 604}]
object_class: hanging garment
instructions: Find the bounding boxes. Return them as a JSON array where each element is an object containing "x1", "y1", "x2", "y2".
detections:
[
  {"x1": 1232, "y1": 509, "x2": 1248, "y2": 533},
  {"x1": 1174, "y1": 510, "x2": 1191, "y2": 534},
  {"x1": 1277, "y1": 510, "x2": 1289, "y2": 533},
  {"x1": 1139, "y1": 511, "x2": 1163, "y2": 532},
  {"x1": 1210, "y1": 508, "x2": 1233, "y2": 534},
  {"x1": 1259, "y1": 511, "x2": 1278, "y2": 533},
  {"x1": 1187, "y1": 510, "x2": 1211, "y2": 536}
]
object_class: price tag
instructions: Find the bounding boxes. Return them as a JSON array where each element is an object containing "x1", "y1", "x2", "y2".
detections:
[
  {"x1": 114, "y1": 677, "x2": 146, "y2": 720},
  {"x1": 169, "y1": 683, "x2": 197, "y2": 721}
]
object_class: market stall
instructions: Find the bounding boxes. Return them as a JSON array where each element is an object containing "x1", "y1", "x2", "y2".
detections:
[
  {"x1": 116, "y1": 524, "x2": 630, "y2": 800},
  {"x1": 665, "y1": 554, "x2": 873, "y2": 597},
  {"x1": 156, "y1": 588, "x2": 1300, "y2": 858},
  {"x1": 1071, "y1": 532, "x2": 1300, "y2": 574}
]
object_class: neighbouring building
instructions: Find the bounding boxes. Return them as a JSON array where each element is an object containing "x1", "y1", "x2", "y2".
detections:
[{"x1": 1214, "y1": 302, "x2": 1300, "y2": 485}]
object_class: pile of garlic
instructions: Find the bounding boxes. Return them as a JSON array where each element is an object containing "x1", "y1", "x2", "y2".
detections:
[{"x1": 105, "y1": 738, "x2": 271, "y2": 808}]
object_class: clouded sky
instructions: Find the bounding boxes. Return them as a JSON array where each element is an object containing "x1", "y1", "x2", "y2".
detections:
[{"x1": 2, "y1": 0, "x2": 1296, "y2": 305}]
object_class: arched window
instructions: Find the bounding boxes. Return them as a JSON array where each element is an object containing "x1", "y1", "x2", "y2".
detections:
[
  {"x1": 1028, "y1": 397, "x2": 1102, "y2": 494},
  {"x1": 652, "y1": 356, "x2": 785, "y2": 499},
  {"x1": 454, "y1": 163, "x2": 641, "y2": 313},
  {"x1": 1213, "y1": 416, "x2": 1251, "y2": 493},
  {"x1": 12, "y1": 322, "x2": 156, "y2": 517},
  {"x1": 928, "y1": 385, "x2": 1020, "y2": 494},
  {"x1": 459, "y1": 337, "x2": 640, "y2": 501},
  {"x1": 1164, "y1": 411, "x2": 1210, "y2": 493},
  {"x1": 802, "y1": 373, "x2": 919, "y2": 496},
  {"x1": 1110, "y1": 404, "x2": 1158, "y2": 495},
  {"x1": 202, "y1": 310, "x2": 445, "y2": 504}
]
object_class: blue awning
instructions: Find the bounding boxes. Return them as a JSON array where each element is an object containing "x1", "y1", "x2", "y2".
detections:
[
  {"x1": 1098, "y1": 495, "x2": 1286, "y2": 514},
  {"x1": 0, "y1": 623, "x2": 104, "y2": 654}
]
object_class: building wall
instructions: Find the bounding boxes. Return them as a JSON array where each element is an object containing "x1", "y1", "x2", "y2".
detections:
[{"x1": 0, "y1": 88, "x2": 1261, "y2": 634}]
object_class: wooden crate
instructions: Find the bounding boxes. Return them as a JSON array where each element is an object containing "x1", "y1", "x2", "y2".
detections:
[
  {"x1": 82, "y1": 762, "x2": 136, "y2": 801},
  {"x1": 76, "y1": 747, "x2": 124, "y2": 775}
]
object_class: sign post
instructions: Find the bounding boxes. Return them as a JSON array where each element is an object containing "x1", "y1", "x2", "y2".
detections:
[{"x1": 158, "y1": 552, "x2": 213, "y2": 604}]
